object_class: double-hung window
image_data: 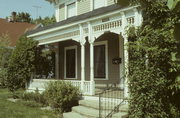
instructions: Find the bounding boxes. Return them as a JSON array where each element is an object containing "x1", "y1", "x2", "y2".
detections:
[
  {"x1": 93, "y1": 0, "x2": 105, "y2": 9},
  {"x1": 67, "y1": 2, "x2": 76, "y2": 18}
]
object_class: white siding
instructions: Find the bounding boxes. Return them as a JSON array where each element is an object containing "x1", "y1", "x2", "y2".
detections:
[{"x1": 107, "y1": 0, "x2": 115, "y2": 6}]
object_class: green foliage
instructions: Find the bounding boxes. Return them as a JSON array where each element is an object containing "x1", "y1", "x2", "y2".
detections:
[
  {"x1": 0, "y1": 88, "x2": 58, "y2": 118},
  {"x1": 43, "y1": 81, "x2": 80, "y2": 113},
  {"x1": 16, "y1": 12, "x2": 32, "y2": 23},
  {"x1": 6, "y1": 36, "x2": 38, "y2": 92},
  {"x1": 0, "y1": 33, "x2": 12, "y2": 87},
  {"x1": 0, "y1": 33, "x2": 12, "y2": 68},
  {"x1": 34, "y1": 45, "x2": 55, "y2": 79},
  {"x1": 0, "y1": 69, "x2": 7, "y2": 87},
  {"x1": 21, "y1": 91, "x2": 47, "y2": 106},
  {"x1": 18, "y1": 100, "x2": 44, "y2": 108},
  {"x1": 32, "y1": 16, "x2": 56, "y2": 26},
  {"x1": 126, "y1": 0, "x2": 180, "y2": 118}
]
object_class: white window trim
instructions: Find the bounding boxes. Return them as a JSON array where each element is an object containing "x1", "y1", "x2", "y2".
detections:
[
  {"x1": 64, "y1": 45, "x2": 78, "y2": 79},
  {"x1": 94, "y1": 40, "x2": 108, "y2": 80},
  {"x1": 91, "y1": 0, "x2": 107, "y2": 10},
  {"x1": 65, "y1": 0, "x2": 77, "y2": 19}
]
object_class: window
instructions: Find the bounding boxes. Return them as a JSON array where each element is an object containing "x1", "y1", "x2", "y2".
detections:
[
  {"x1": 67, "y1": 2, "x2": 76, "y2": 18},
  {"x1": 93, "y1": 0, "x2": 105, "y2": 9},
  {"x1": 65, "y1": 46, "x2": 77, "y2": 79},
  {"x1": 94, "y1": 41, "x2": 108, "y2": 79}
]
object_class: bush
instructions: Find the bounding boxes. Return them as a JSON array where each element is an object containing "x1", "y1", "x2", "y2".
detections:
[
  {"x1": 43, "y1": 81, "x2": 80, "y2": 113},
  {"x1": 18, "y1": 100, "x2": 44, "y2": 108},
  {"x1": 0, "y1": 68, "x2": 7, "y2": 87},
  {"x1": 21, "y1": 91, "x2": 47, "y2": 106},
  {"x1": 6, "y1": 36, "x2": 38, "y2": 92}
]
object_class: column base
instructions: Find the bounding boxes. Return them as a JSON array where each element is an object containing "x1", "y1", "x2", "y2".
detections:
[{"x1": 90, "y1": 81, "x2": 95, "y2": 95}]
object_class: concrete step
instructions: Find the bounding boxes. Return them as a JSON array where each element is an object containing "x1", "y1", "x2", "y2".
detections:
[
  {"x1": 63, "y1": 99, "x2": 129, "y2": 118},
  {"x1": 112, "y1": 112, "x2": 128, "y2": 118},
  {"x1": 72, "y1": 106, "x2": 100, "y2": 117},
  {"x1": 79, "y1": 100, "x2": 100, "y2": 109},
  {"x1": 79, "y1": 100, "x2": 128, "y2": 111},
  {"x1": 72, "y1": 105, "x2": 128, "y2": 118},
  {"x1": 63, "y1": 112, "x2": 86, "y2": 118}
]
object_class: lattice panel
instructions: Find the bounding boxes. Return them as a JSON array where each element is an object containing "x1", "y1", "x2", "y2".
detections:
[
  {"x1": 93, "y1": 20, "x2": 122, "y2": 32},
  {"x1": 127, "y1": 17, "x2": 135, "y2": 24}
]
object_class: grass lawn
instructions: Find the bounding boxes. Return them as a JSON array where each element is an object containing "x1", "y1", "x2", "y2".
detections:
[{"x1": 0, "y1": 88, "x2": 59, "y2": 118}]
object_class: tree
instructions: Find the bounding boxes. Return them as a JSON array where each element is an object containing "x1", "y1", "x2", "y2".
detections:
[
  {"x1": 32, "y1": 16, "x2": 56, "y2": 26},
  {"x1": 0, "y1": 33, "x2": 12, "y2": 68},
  {"x1": 0, "y1": 33, "x2": 12, "y2": 86},
  {"x1": 6, "y1": 36, "x2": 38, "y2": 92},
  {"x1": 16, "y1": 12, "x2": 32, "y2": 23},
  {"x1": 120, "y1": 0, "x2": 180, "y2": 118}
]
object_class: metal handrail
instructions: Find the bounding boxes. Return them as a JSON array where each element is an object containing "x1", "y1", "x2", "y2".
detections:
[{"x1": 99, "y1": 76, "x2": 125, "y2": 118}]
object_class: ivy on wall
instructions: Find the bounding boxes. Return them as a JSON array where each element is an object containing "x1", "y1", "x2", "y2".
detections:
[{"x1": 127, "y1": 0, "x2": 180, "y2": 118}]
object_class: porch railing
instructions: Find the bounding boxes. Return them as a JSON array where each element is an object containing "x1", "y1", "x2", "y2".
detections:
[
  {"x1": 99, "y1": 83, "x2": 125, "y2": 118},
  {"x1": 28, "y1": 79, "x2": 91, "y2": 95},
  {"x1": 64, "y1": 80, "x2": 91, "y2": 95}
]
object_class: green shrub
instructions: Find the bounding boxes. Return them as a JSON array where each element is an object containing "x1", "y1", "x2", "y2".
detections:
[
  {"x1": 0, "y1": 68, "x2": 7, "y2": 88},
  {"x1": 6, "y1": 35, "x2": 38, "y2": 92},
  {"x1": 18, "y1": 100, "x2": 44, "y2": 108},
  {"x1": 44, "y1": 81, "x2": 80, "y2": 113},
  {"x1": 127, "y1": 1, "x2": 180, "y2": 117},
  {"x1": 21, "y1": 91, "x2": 47, "y2": 106}
]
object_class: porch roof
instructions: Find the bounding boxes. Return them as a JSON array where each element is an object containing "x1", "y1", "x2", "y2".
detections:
[{"x1": 26, "y1": 4, "x2": 123, "y2": 36}]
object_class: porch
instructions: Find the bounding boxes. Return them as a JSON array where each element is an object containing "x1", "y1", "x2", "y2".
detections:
[
  {"x1": 27, "y1": 5, "x2": 142, "y2": 97},
  {"x1": 28, "y1": 31, "x2": 125, "y2": 96}
]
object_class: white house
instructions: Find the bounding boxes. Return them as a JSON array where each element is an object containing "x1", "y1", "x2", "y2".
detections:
[{"x1": 27, "y1": 0, "x2": 142, "y2": 98}]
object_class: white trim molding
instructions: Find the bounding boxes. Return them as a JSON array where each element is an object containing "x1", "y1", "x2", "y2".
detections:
[
  {"x1": 64, "y1": 45, "x2": 78, "y2": 79},
  {"x1": 28, "y1": 6, "x2": 139, "y2": 38},
  {"x1": 94, "y1": 40, "x2": 108, "y2": 80}
]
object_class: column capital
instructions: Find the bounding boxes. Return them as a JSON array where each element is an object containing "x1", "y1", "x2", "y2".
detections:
[
  {"x1": 80, "y1": 38, "x2": 86, "y2": 46},
  {"x1": 89, "y1": 39, "x2": 95, "y2": 44},
  {"x1": 120, "y1": 11, "x2": 125, "y2": 16},
  {"x1": 133, "y1": 8, "x2": 138, "y2": 12}
]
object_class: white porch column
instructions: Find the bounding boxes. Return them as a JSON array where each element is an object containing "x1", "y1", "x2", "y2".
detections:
[
  {"x1": 79, "y1": 24, "x2": 86, "y2": 92},
  {"x1": 88, "y1": 22, "x2": 95, "y2": 95},
  {"x1": 54, "y1": 43, "x2": 60, "y2": 79},
  {"x1": 90, "y1": 42, "x2": 95, "y2": 95},
  {"x1": 80, "y1": 44, "x2": 85, "y2": 91},
  {"x1": 121, "y1": 12, "x2": 129, "y2": 98},
  {"x1": 119, "y1": 34, "x2": 124, "y2": 89}
]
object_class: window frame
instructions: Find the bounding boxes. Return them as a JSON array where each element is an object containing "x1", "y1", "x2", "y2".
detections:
[
  {"x1": 64, "y1": 45, "x2": 78, "y2": 79},
  {"x1": 65, "y1": 0, "x2": 77, "y2": 19},
  {"x1": 91, "y1": 0, "x2": 107, "y2": 10},
  {"x1": 94, "y1": 40, "x2": 108, "y2": 80}
]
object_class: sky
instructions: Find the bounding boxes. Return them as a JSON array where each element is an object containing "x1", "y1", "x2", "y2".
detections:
[{"x1": 0, "y1": 0, "x2": 54, "y2": 19}]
